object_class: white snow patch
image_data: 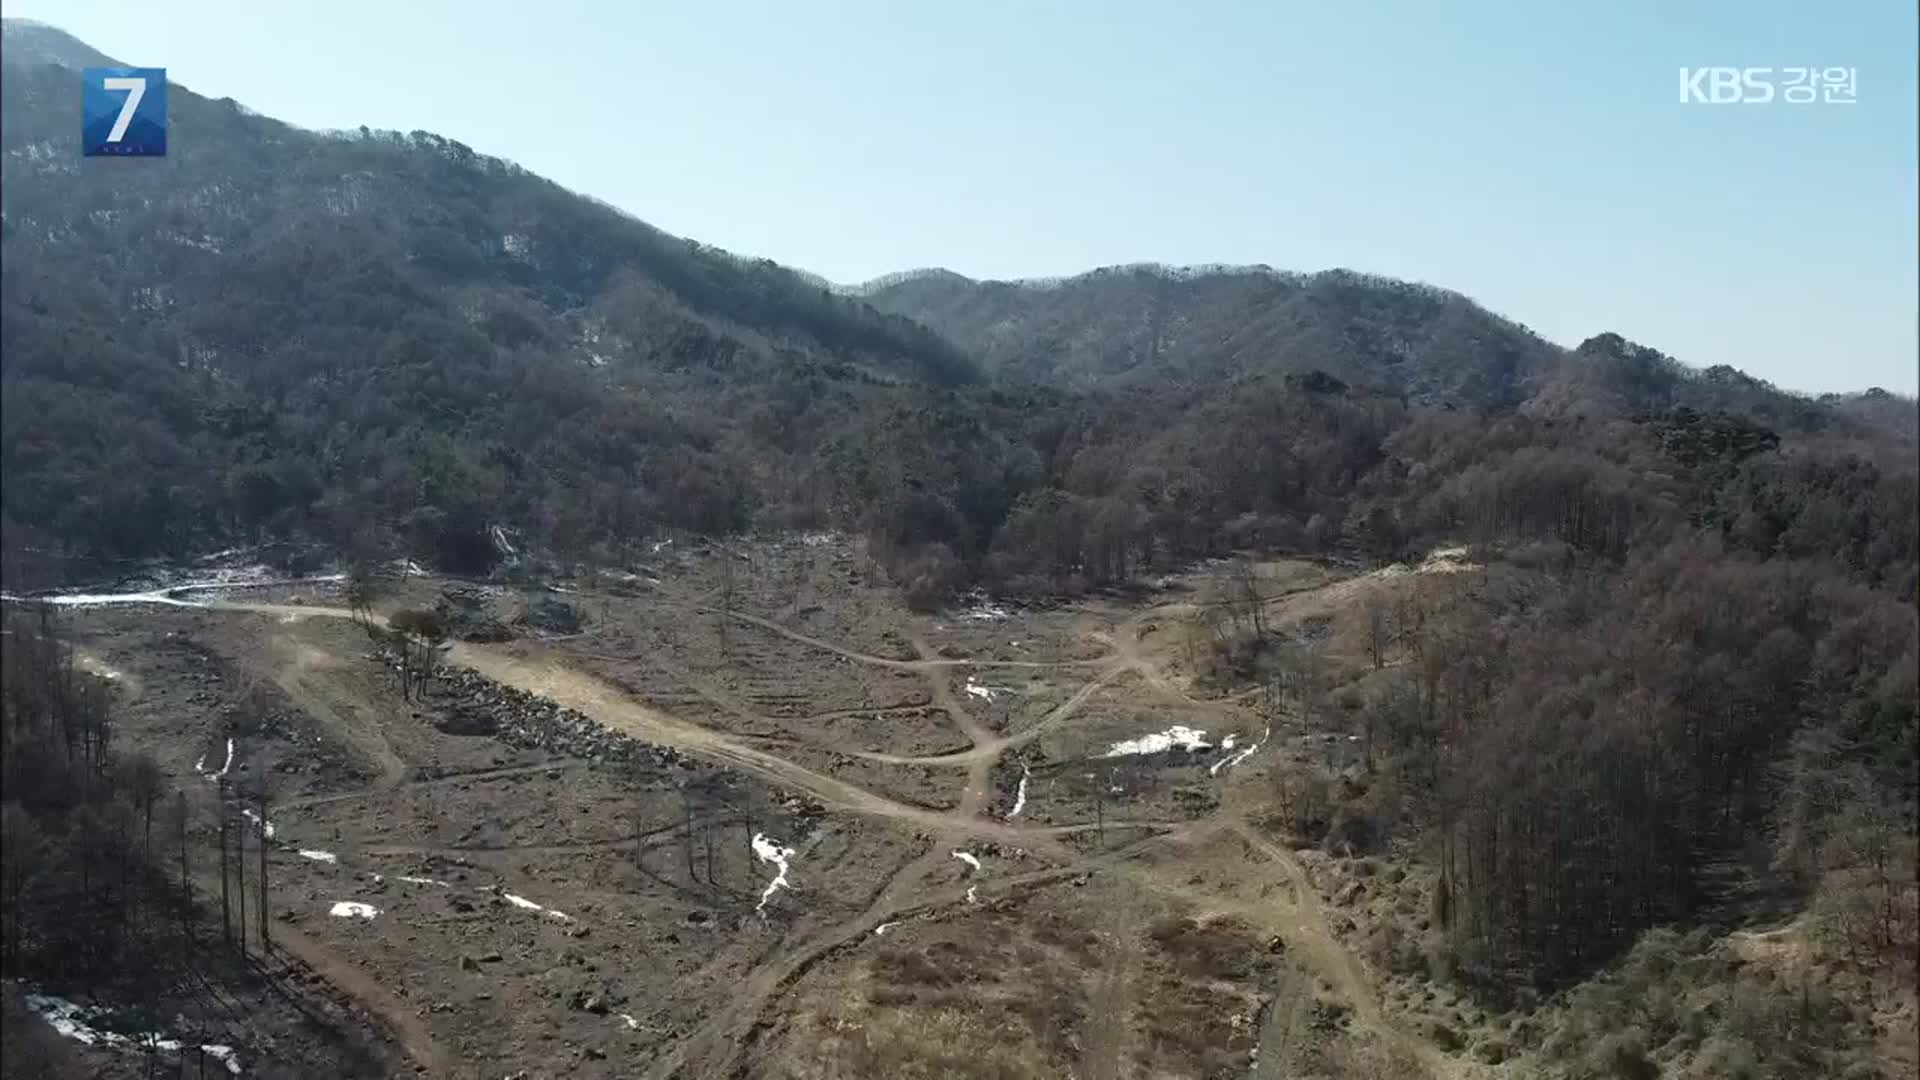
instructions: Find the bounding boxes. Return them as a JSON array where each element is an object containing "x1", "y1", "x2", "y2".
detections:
[
  {"x1": 751, "y1": 832, "x2": 797, "y2": 913},
  {"x1": 1210, "y1": 724, "x2": 1270, "y2": 776},
  {"x1": 951, "y1": 850, "x2": 981, "y2": 872},
  {"x1": 24, "y1": 995, "x2": 114, "y2": 1045},
  {"x1": 5, "y1": 587, "x2": 202, "y2": 608},
  {"x1": 617, "y1": 1013, "x2": 640, "y2": 1030},
  {"x1": 1221, "y1": 734, "x2": 1238, "y2": 751},
  {"x1": 2, "y1": 568, "x2": 347, "y2": 611},
  {"x1": 297, "y1": 849, "x2": 337, "y2": 863},
  {"x1": 238, "y1": 808, "x2": 275, "y2": 839},
  {"x1": 966, "y1": 885, "x2": 979, "y2": 904},
  {"x1": 953, "y1": 590, "x2": 1012, "y2": 621},
  {"x1": 1007, "y1": 766, "x2": 1030, "y2": 819},
  {"x1": 329, "y1": 901, "x2": 379, "y2": 919},
  {"x1": 23, "y1": 996, "x2": 242, "y2": 1073},
  {"x1": 873, "y1": 921, "x2": 898, "y2": 936},
  {"x1": 502, "y1": 892, "x2": 572, "y2": 921},
  {"x1": 964, "y1": 675, "x2": 1011, "y2": 702},
  {"x1": 1103, "y1": 725, "x2": 1211, "y2": 758},
  {"x1": 196, "y1": 737, "x2": 235, "y2": 781},
  {"x1": 395, "y1": 875, "x2": 450, "y2": 887}
]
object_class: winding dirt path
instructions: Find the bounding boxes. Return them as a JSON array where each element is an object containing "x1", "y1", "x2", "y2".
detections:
[
  {"x1": 694, "y1": 602, "x2": 1111, "y2": 671},
  {"x1": 1224, "y1": 818, "x2": 1466, "y2": 1079},
  {"x1": 27, "y1": 560, "x2": 1468, "y2": 1078},
  {"x1": 447, "y1": 642, "x2": 1074, "y2": 858},
  {"x1": 839, "y1": 664, "x2": 1130, "y2": 769}
]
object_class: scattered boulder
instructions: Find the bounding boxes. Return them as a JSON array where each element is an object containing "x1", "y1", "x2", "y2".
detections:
[
  {"x1": 523, "y1": 597, "x2": 584, "y2": 635},
  {"x1": 433, "y1": 705, "x2": 500, "y2": 736},
  {"x1": 1309, "y1": 997, "x2": 1351, "y2": 1031},
  {"x1": 459, "y1": 621, "x2": 515, "y2": 643},
  {"x1": 460, "y1": 955, "x2": 481, "y2": 972}
]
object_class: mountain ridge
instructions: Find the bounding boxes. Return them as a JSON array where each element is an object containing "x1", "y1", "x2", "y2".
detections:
[{"x1": 2, "y1": 19, "x2": 1912, "y2": 590}]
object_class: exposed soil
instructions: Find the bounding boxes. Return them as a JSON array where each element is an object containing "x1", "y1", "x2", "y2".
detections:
[{"x1": 20, "y1": 540, "x2": 1490, "y2": 1079}]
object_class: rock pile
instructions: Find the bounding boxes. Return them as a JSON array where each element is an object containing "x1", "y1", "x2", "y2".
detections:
[{"x1": 432, "y1": 667, "x2": 680, "y2": 768}]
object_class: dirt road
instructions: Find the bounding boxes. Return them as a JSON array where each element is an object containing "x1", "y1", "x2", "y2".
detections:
[{"x1": 31, "y1": 558, "x2": 1476, "y2": 1079}]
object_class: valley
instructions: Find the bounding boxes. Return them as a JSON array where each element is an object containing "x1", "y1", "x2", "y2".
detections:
[{"x1": 20, "y1": 536, "x2": 1492, "y2": 1079}]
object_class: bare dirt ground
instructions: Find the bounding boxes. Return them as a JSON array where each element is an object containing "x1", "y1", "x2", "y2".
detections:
[{"x1": 29, "y1": 538, "x2": 1491, "y2": 1079}]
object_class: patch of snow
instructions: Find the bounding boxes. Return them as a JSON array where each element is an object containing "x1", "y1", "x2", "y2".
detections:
[
  {"x1": 25, "y1": 995, "x2": 113, "y2": 1045},
  {"x1": 3, "y1": 567, "x2": 347, "y2": 610},
  {"x1": 1210, "y1": 724, "x2": 1270, "y2": 776},
  {"x1": 873, "y1": 921, "x2": 898, "y2": 936},
  {"x1": 964, "y1": 675, "x2": 1011, "y2": 703},
  {"x1": 5, "y1": 587, "x2": 202, "y2": 608},
  {"x1": 951, "y1": 850, "x2": 981, "y2": 872},
  {"x1": 329, "y1": 901, "x2": 379, "y2": 919},
  {"x1": 751, "y1": 832, "x2": 796, "y2": 913},
  {"x1": 1007, "y1": 766, "x2": 1030, "y2": 819},
  {"x1": 196, "y1": 738, "x2": 236, "y2": 781},
  {"x1": 297, "y1": 849, "x2": 337, "y2": 863},
  {"x1": 966, "y1": 885, "x2": 979, "y2": 904},
  {"x1": 395, "y1": 875, "x2": 450, "y2": 887},
  {"x1": 1221, "y1": 734, "x2": 1238, "y2": 751},
  {"x1": 1103, "y1": 725, "x2": 1212, "y2": 758},
  {"x1": 952, "y1": 589, "x2": 1013, "y2": 621},
  {"x1": 23, "y1": 996, "x2": 242, "y2": 1073},
  {"x1": 502, "y1": 892, "x2": 572, "y2": 921},
  {"x1": 617, "y1": 1013, "x2": 640, "y2": 1030},
  {"x1": 238, "y1": 808, "x2": 275, "y2": 839}
]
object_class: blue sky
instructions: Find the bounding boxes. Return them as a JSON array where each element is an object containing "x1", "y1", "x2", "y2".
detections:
[{"x1": 7, "y1": 0, "x2": 1915, "y2": 393}]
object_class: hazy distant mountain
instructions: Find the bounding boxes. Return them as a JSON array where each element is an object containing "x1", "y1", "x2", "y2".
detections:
[
  {"x1": 854, "y1": 264, "x2": 1565, "y2": 404},
  {"x1": 855, "y1": 264, "x2": 1909, "y2": 437}
]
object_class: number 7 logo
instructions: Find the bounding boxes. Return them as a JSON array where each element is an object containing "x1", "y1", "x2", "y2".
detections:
[
  {"x1": 82, "y1": 66, "x2": 167, "y2": 157},
  {"x1": 101, "y1": 76, "x2": 148, "y2": 142}
]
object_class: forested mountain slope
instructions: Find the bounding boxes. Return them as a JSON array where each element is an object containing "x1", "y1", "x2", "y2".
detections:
[
  {"x1": 1, "y1": 25, "x2": 973, "y2": 570},
  {"x1": 855, "y1": 264, "x2": 1563, "y2": 402},
  {"x1": 858, "y1": 266, "x2": 1918, "y2": 443},
  {"x1": 1, "y1": 19, "x2": 1913, "y2": 607}
]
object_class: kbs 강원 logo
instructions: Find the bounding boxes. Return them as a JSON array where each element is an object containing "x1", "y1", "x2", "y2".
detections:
[
  {"x1": 82, "y1": 67, "x2": 167, "y2": 156},
  {"x1": 1678, "y1": 67, "x2": 1857, "y2": 105}
]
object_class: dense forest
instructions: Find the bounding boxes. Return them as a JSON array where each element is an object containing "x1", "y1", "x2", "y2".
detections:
[{"x1": 1, "y1": 25, "x2": 1915, "y2": 1072}]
